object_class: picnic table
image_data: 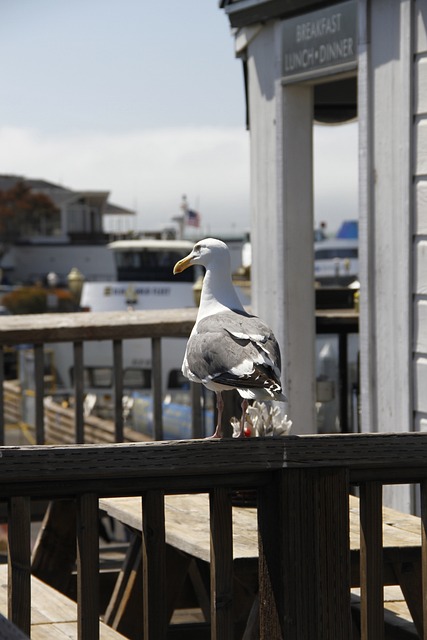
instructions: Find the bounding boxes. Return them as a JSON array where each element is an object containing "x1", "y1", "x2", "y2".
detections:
[
  {"x1": 99, "y1": 492, "x2": 422, "y2": 638},
  {"x1": 0, "y1": 564, "x2": 126, "y2": 639}
]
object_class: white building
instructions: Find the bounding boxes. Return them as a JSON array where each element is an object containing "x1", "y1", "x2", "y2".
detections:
[
  {"x1": 221, "y1": 0, "x2": 427, "y2": 511},
  {"x1": 0, "y1": 175, "x2": 134, "y2": 284}
]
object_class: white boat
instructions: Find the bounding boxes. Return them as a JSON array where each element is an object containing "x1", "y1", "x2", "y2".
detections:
[
  {"x1": 80, "y1": 239, "x2": 196, "y2": 312},
  {"x1": 314, "y1": 238, "x2": 358, "y2": 286},
  {"x1": 48, "y1": 238, "x2": 218, "y2": 437}
]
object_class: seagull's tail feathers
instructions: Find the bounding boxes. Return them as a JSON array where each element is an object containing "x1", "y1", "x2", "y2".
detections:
[
  {"x1": 213, "y1": 364, "x2": 287, "y2": 403},
  {"x1": 237, "y1": 388, "x2": 287, "y2": 402}
]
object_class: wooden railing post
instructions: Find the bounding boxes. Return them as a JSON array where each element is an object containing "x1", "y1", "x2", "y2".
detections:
[
  {"x1": 258, "y1": 467, "x2": 351, "y2": 639},
  {"x1": 151, "y1": 338, "x2": 163, "y2": 440},
  {"x1": 73, "y1": 341, "x2": 85, "y2": 444},
  {"x1": 210, "y1": 487, "x2": 233, "y2": 639},
  {"x1": 8, "y1": 497, "x2": 31, "y2": 637},
  {"x1": 113, "y1": 339, "x2": 124, "y2": 442},
  {"x1": 142, "y1": 490, "x2": 167, "y2": 639},
  {"x1": 0, "y1": 348, "x2": 4, "y2": 446},
  {"x1": 77, "y1": 493, "x2": 99, "y2": 640},
  {"x1": 34, "y1": 344, "x2": 45, "y2": 444},
  {"x1": 359, "y1": 482, "x2": 383, "y2": 640},
  {"x1": 421, "y1": 479, "x2": 427, "y2": 640}
]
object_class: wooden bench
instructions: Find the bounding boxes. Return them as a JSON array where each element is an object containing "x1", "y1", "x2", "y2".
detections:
[
  {"x1": 100, "y1": 493, "x2": 422, "y2": 639},
  {"x1": 0, "y1": 565, "x2": 126, "y2": 639}
]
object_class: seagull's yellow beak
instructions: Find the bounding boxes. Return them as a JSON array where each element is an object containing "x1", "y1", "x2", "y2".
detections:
[{"x1": 173, "y1": 254, "x2": 193, "y2": 275}]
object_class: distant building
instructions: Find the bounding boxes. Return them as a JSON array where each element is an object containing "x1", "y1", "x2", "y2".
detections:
[{"x1": 0, "y1": 175, "x2": 134, "y2": 284}]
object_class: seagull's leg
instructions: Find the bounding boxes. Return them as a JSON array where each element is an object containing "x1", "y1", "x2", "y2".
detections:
[
  {"x1": 236, "y1": 399, "x2": 249, "y2": 438},
  {"x1": 210, "y1": 391, "x2": 224, "y2": 439}
]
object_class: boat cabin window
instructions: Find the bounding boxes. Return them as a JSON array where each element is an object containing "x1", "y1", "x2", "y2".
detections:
[
  {"x1": 70, "y1": 366, "x2": 113, "y2": 389},
  {"x1": 70, "y1": 366, "x2": 151, "y2": 389},
  {"x1": 115, "y1": 250, "x2": 194, "y2": 282},
  {"x1": 315, "y1": 247, "x2": 358, "y2": 260},
  {"x1": 123, "y1": 367, "x2": 151, "y2": 389}
]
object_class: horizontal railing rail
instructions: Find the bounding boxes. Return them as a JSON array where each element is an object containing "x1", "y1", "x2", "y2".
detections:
[
  {"x1": 1, "y1": 434, "x2": 427, "y2": 639},
  {"x1": 0, "y1": 309, "x2": 204, "y2": 445},
  {"x1": 0, "y1": 308, "x2": 358, "y2": 446}
]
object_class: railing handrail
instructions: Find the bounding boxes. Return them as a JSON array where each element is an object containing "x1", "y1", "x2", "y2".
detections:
[
  {"x1": 0, "y1": 308, "x2": 198, "y2": 345},
  {"x1": 0, "y1": 307, "x2": 358, "y2": 346},
  {"x1": 2, "y1": 433, "x2": 427, "y2": 493}
]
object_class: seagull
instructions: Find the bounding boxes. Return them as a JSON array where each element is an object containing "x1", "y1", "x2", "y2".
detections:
[{"x1": 173, "y1": 238, "x2": 286, "y2": 438}]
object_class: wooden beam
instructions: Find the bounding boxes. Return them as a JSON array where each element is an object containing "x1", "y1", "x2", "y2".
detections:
[
  {"x1": 31, "y1": 499, "x2": 77, "y2": 594},
  {"x1": 359, "y1": 482, "x2": 384, "y2": 639},
  {"x1": 77, "y1": 493, "x2": 99, "y2": 640},
  {"x1": 0, "y1": 349, "x2": 4, "y2": 446},
  {"x1": 151, "y1": 338, "x2": 163, "y2": 441},
  {"x1": 258, "y1": 467, "x2": 351, "y2": 639},
  {"x1": 210, "y1": 488, "x2": 233, "y2": 639},
  {"x1": 142, "y1": 490, "x2": 167, "y2": 639},
  {"x1": 0, "y1": 308, "x2": 197, "y2": 346},
  {"x1": 3, "y1": 435, "x2": 427, "y2": 491},
  {"x1": 8, "y1": 497, "x2": 31, "y2": 637},
  {"x1": 34, "y1": 344, "x2": 45, "y2": 444},
  {"x1": 73, "y1": 341, "x2": 84, "y2": 444},
  {"x1": 113, "y1": 340, "x2": 124, "y2": 442}
]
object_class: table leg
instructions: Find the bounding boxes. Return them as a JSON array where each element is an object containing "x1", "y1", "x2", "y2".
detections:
[
  {"x1": 392, "y1": 557, "x2": 423, "y2": 637},
  {"x1": 104, "y1": 532, "x2": 142, "y2": 634}
]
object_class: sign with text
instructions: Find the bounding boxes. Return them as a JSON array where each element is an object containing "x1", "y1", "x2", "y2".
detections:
[{"x1": 282, "y1": 0, "x2": 357, "y2": 82}]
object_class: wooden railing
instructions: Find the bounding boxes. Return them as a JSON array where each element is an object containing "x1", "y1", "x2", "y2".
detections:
[
  {"x1": 0, "y1": 309, "x2": 204, "y2": 445},
  {"x1": 0, "y1": 308, "x2": 358, "y2": 446},
  {"x1": 2, "y1": 434, "x2": 427, "y2": 639},
  {"x1": 0, "y1": 309, "x2": 423, "y2": 639}
]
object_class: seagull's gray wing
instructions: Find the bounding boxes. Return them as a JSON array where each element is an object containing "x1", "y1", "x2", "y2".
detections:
[{"x1": 185, "y1": 310, "x2": 284, "y2": 397}]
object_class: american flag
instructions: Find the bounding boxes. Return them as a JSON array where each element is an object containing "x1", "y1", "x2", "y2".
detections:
[{"x1": 185, "y1": 209, "x2": 201, "y2": 228}]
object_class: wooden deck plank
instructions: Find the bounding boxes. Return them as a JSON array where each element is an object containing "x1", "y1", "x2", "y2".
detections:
[{"x1": 0, "y1": 566, "x2": 126, "y2": 639}]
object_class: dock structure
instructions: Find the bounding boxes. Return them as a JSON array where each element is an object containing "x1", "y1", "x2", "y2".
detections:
[
  {"x1": 1, "y1": 435, "x2": 427, "y2": 638},
  {"x1": 0, "y1": 309, "x2": 423, "y2": 639}
]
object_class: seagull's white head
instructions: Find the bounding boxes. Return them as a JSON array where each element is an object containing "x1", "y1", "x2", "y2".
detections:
[{"x1": 173, "y1": 238, "x2": 229, "y2": 274}]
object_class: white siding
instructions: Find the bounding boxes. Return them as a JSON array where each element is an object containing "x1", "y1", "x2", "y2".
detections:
[
  {"x1": 414, "y1": 298, "x2": 427, "y2": 353},
  {"x1": 414, "y1": 356, "x2": 427, "y2": 414},
  {"x1": 414, "y1": 1, "x2": 427, "y2": 439},
  {"x1": 415, "y1": 1, "x2": 427, "y2": 53},
  {"x1": 415, "y1": 178, "x2": 427, "y2": 235},
  {"x1": 415, "y1": 118, "x2": 427, "y2": 175},
  {"x1": 415, "y1": 239, "x2": 427, "y2": 295},
  {"x1": 415, "y1": 55, "x2": 427, "y2": 115}
]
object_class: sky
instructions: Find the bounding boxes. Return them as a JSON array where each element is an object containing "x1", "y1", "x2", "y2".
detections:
[{"x1": 0, "y1": 0, "x2": 358, "y2": 236}]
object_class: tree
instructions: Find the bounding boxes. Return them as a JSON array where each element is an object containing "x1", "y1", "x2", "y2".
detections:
[{"x1": 0, "y1": 180, "x2": 60, "y2": 264}]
